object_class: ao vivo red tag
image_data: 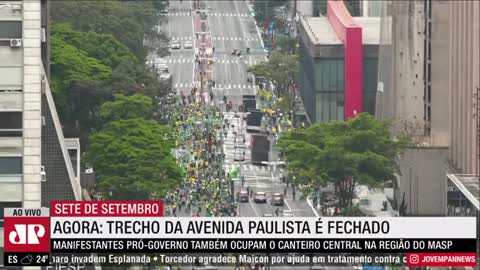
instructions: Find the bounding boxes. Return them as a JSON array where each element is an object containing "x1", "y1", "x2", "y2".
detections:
[{"x1": 4, "y1": 211, "x2": 50, "y2": 253}]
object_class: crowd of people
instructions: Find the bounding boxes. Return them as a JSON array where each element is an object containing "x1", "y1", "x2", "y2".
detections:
[
  {"x1": 163, "y1": 100, "x2": 237, "y2": 217},
  {"x1": 261, "y1": 108, "x2": 295, "y2": 137}
]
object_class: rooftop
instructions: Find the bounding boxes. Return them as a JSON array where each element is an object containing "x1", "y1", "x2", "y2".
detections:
[
  {"x1": 300, "y1": 16, "x2": 381, "y2": 46},
  {"x1": 355, "y1": 17, "x2": 381, "y2": 44},
  {"x1": 301, "y1": 16, "x2": 341, "y2": 45},
  {"x1": 447, "y1": 174, "x2": 480, "y2": 210}
]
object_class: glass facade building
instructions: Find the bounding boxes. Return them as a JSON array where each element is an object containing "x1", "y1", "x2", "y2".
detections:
[{"x1": 299, "y1": 39, "x2": 378, "y2": 123}]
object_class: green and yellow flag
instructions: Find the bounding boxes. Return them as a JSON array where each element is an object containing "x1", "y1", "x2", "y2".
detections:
[{"x1": 230, "y1": 167, "x2": 239, "y2": 177}]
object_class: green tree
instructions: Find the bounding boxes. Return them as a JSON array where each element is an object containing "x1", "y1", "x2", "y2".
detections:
[
  {"x1": 52, "y1": 23, "x2": 138, "y2": 68},
  {"x1": 274, "y1": 35, "x2": 297, "y2": 54},
  {"x1": 49, "y1": 1, "x2": 172, "y2": 153},
  {"x1": 50, "y1": 0, "x2": 165, "y2": 61},
  {"x1": 60, "y1": 80, "x2": 112, "y2": 144},
  {"x1": 50, "y1": 32, "x2": 112, "y2": 140},
  {"x1": 98, "y1": 94, "x2": 152, "y2": 124},
  {"x1": 109, "y1": 62, "x2": 172, "y2": 97},
  {"x1": 86, "y1": 119, "x2": 181, "y2": 200},
  {"x1": 278, "y1": 113, "x2": 410, "y2": 213},
  {"x1": 247, "y1": 52, "x2": 299, "y2": 97},
  {"x1": 50, "y1": 34, "x2": 111, "y2": 91},
  {"x1": 253, "y1": 0, "x2": 287, "y2": 26}
]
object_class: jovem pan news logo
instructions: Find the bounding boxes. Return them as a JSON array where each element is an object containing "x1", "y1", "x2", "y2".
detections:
[{"x1": 3, "y1": 208, "x2": 50, "y2": 266}]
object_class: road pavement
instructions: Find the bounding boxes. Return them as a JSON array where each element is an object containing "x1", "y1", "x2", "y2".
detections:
[
  {"x1": 160, "y1": 0, "x2": 196, "y2": 95},
  {"x1": 160, "y1": 1, "x2": 353, "y2": 269},
  {"x1": 207, "y1": 0, "x2": 266, "y2": 109},
  {"x1": 222, "y1": 112, "x2": 317, "y2": 219}
]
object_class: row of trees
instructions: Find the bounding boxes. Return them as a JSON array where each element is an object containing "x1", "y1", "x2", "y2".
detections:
[
  {"x1": 50, "y1": 1, "x2": 171, "y2": 144},
  {"x1": 50, "y1": 0, "x2": 169, "y2": 61},
  {"x1": 50, "y1": 1, "x2": 182, "y2": 199}
]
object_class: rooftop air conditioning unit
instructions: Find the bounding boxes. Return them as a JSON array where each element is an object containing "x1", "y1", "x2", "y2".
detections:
[
  {"x1": 40, "y1": 166, "x2": 46, "y2": 182},
  {"x1": 10, "y1": 39, "x2": 22, "y2": 48}
]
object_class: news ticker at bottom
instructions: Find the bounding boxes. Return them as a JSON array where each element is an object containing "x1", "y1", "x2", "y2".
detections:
[
  {"x1": 3, "y1": 252, "x2": 478, "y2": 267},
  {"x1": 48, "y1": 238, "x2": 475, "y2": 253}
]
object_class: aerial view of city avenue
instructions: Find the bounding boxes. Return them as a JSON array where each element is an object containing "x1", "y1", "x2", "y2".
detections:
[{"x1": 0, "y1": 0, "x2": 479, "y2": 270}]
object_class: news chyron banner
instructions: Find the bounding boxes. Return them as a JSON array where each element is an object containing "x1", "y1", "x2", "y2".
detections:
[{"x1": 3, "y1": 201, "x2": 477, "y2": 268}]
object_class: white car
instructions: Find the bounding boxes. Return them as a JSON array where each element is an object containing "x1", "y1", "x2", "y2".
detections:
[
  {"x1": 171, "y1": 40, "x2": 181, "y2": 49},
  {"x1": 184, "y1": 40, "x2": 193, "y2": 49},
  {"x1": 254, "y1": 192, "x2": 267, "y2": 203}
]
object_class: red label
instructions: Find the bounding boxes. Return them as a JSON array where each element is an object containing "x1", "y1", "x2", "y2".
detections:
[
  {"x1": 50, "y1": 201, "x2": 163, "y2": 217},
  {"x1": 407, "y1": 253, "x2": 477, "y2": 267},
  {"x1": 4, "y1": 216, "x2": 50, "y2": 252}
]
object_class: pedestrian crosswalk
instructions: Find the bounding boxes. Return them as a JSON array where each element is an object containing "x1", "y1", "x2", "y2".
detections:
[
  {"x1": 225, "y1": 164, "x2": 271, "y2": 173},
  {"x1": 212, "y1": 84, "x2": 255, "y2": 90},
  {"x1": 174, "y1": 82, "x2": 195, "y2": 88},
  {"x1": 210, "y1": 13, "x2": 253, "y2": 17},
  {"x1": 163, "y1": 58, "x2": 258, "y2": 65},
  {"x1": 211, "y1": 37, "x2": 259, "y2": 42},
  {"x1": 211, "y1": 59, "x2": 259, "y2": 65},
  {"x1": 161, "y1": 12, "x2": 192, "y2": 16},
  {"x1": 170, "y1": 36, "x2": 194, "y2": 41},
  {"x1": 166, "y1": 58, "x2": 194, "y2": 63},
  {"x1": 161, "y1": 12, "x2": 253, "y2": 17}
]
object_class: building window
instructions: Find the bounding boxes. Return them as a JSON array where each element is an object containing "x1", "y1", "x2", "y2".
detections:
[
  {"x1": 0, "y1": 21, "x2": 22, "y2": 39},
  {"x1": 0, "y1": 112, "x2": 22, "y2": 137},
  {"x1": 0, "y1": 157, "x2": 22, "y2": 175},
  {"x1": 0, "y1": 201, "x2": 22, "y2": 227}
]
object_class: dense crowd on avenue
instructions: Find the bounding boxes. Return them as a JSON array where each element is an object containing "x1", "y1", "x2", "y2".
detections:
[{"x1": 163, "y1": 99, "x2": 238, "y2": 217}]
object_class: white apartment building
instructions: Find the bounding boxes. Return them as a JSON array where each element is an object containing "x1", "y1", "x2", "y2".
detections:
[{"x1": 0, "y1": 0, "x2": 81, "y2": 266}]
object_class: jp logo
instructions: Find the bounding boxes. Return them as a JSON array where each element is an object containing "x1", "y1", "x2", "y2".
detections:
[{"x1": 9, "y1": 224, "x2": 46, "y2": 244}]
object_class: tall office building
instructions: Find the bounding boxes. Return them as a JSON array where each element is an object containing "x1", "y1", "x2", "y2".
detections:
[
  {"x1": 376, "y1": 0, "x2": 479, "y2": 216},
  {"x1": 445, "y1": 0, "x2": 479, "y2": 218},
  {"x1": 447, "y1": 1, "x2": 479, "y2": 177},
  {"x1": 0, "y1": 0, "x2": 81, "y2": 266},
  {"x1": 375, "y1": 0, "x2": 451, "y2": 216}
]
